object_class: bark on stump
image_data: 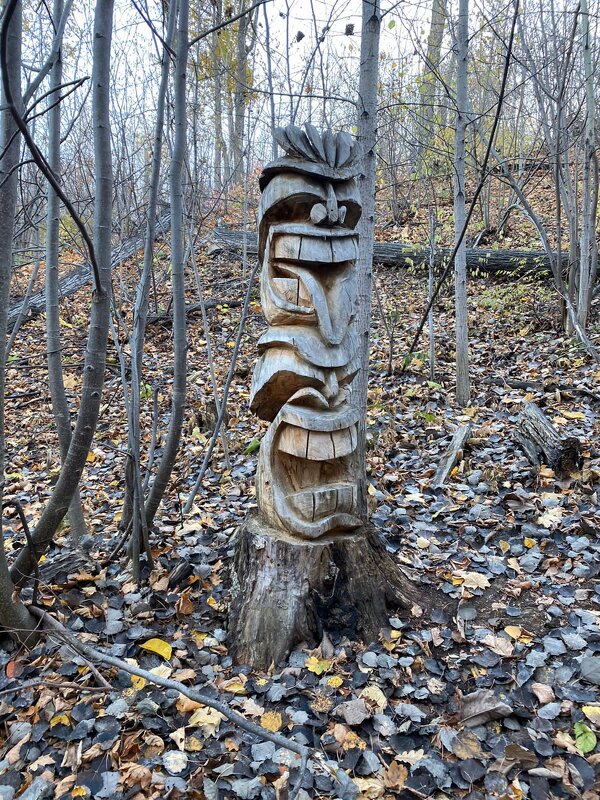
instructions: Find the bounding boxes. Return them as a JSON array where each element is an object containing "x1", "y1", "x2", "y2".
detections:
[{"x1": 229, "y1": 514, "x2": 421, "y2": 669}]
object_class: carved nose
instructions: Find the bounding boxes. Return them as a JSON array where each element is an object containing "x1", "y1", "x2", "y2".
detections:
[
  {"x1": 310, "y1": 182, "x2": 339, "y2": 226},
  {"x1": 323, "y1": 371, "x2": 339, "y2": 401}
]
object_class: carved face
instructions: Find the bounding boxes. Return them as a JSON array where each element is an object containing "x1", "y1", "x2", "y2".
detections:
[{"x1": 250, "y1": 166, "x2": 363, "y2": 540}]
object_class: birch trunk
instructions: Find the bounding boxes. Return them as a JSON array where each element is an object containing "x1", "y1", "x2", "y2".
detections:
[
  {"x1": 144, "y1": 0, "x2": 189, "y2": 526},
  {"x1": 0, "y1": 0, "x2": 39, "y2": 639},
  {"x1": 453, "y1": 0, "x2": 470, "y2": 407},
  {"x1": 44, "y1": 0, "x2": 87, "y2": 545},
  {"x1": 11, "y1": 0, "x2": 114, "y2": 583}
]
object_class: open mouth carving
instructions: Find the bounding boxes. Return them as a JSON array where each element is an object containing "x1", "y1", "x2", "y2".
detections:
[{"x1": 256, "y1": 390, "x2": 362, "y2": 539}]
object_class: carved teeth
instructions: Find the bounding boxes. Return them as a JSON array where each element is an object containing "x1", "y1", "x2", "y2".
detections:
[
  {"x1": 278, "y1": 423, "x2": 357, "y2": 460},
  {"x1": 272, "y1": 232, "x2": 357, "y2": 264},
  {"x1": 289, "y1": 484, "x2": 357, "y2": 521}
]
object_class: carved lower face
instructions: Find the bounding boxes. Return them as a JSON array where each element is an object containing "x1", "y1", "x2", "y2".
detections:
[
  {"x1": 256, "y1": 389, "x2": 361, "y2": 539},
  {"x1": 251, "y1": 126, "x2": 363, "y2": 540}
]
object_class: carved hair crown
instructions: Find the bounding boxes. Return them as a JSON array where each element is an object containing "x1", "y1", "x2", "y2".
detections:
[{"x1": 260, "y1": 123, "x2": 362, "y2": 189}]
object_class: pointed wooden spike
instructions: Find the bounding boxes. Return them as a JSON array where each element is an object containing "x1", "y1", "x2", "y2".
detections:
[
  {"x1": 323, "y1": 130, "x2": 336, "y2": 166},
  {"x1": 304, "y1": 122, "x2": 327, "y2": 160},
  {"x1": 335, "y1": 131, "x2": 353, "y2": 167},
  {"x1": 273, "y1": 126, "x2": 292, "y2": 153},
  {"x1": 285, "y1": 125, "x2": 316, "y2": 160}
]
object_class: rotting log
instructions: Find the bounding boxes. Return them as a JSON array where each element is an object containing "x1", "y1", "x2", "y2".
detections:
[
  {"x1": 210, "y1": 227, "x2": 570, "y2": 276},
  {"x1": 8, "y1": 212, "x2": 171, "y2": 328},
  {"x1": 516, "y1": 401, "x2": 582, "y2": 477},
  {"x1": 431, "y1": 424, "x2": 472, "y2": 489}
]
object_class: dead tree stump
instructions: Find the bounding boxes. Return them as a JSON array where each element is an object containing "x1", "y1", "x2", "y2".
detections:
[
  {"x1": 516, "y1": 402, "x2": 582, "y2": 477},
  {"x1": 229, "y1": 515, "x2": 420, "y2": 669}
]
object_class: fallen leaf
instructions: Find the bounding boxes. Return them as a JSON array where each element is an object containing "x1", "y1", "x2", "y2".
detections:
[
  {"x1": 306, "y1": 656, "x2": 331, "y2": 675},
  {"x1": 574, "y1": 722, "x2": 597, "y2": 754},
  {"x1": 260, "y1": 711, "x2": 283, "y2": 732},
  {"x1": 140, "y1": 638, "x2": 172, "y2": 660},
  {"x1": 360, "y1": 685, "x2": 387, "y2": 712},
  {"x1": 460, "y1": 688, "x2": 513, "y2": 727},
  {"x1": 188, "y1": 706, "x2": 225, "y2": 736}
]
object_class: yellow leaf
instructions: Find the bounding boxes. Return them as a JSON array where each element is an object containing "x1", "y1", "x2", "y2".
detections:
[
  {"x1": 367, "y1": 483, "x2": 376, "y2": 496},
  {"x1": 86, "y1": 450, "x2": 96, "y2": 463},
  {"x1": 72, "y1": 788, "x2": 87, "y2": 797},
  {"x1": 563, "y1": 410, "x2": 585, "y2": 420},
  {"x1": 327, "y1": 675, "x2": 343, "y2": 688},
  {"x1": 306, "y1": 656, "x2": 331, "y2": 675},
  {"x1": 50, "y1": 713, "x2": 71, "y2": 728},
  {"x1": 260, "y1": 711, "x2": 283, "y2": 732},
  {"x1": 523, "y1": 538, "x2": 536, "y2": 548},
  {"x1": 177, "y1": 694, "x2": 203, "y2": 713},
  {"x1": 131, "y1": 675, "x2": 147, "y2": 690},
  {"x1": 499, "y1": 540, "x2": 510, "y2": 554},
  {"x1": 219, "y1": 675, "x2": 248, "y2": 695},
  {"x1": 192, "y1": 630, "x2": 207, "y2": 646},
  {"x1": 453, "y1": 570, "x2": 490, "y2": 589},
  {"x1": 504, "y1": 626, "x2": 522, "y2": 639},
  {"x1": 140, "y1": 638, "x2": 172, "y2": 660},
  {"x1": 184, "y1": 735, "x2": 204, "y2": 752},
  {"x1": 59, "y1": 317, "x2": 74, "y2": 329},
  {"x1": 582, "y1": 705, "x2": 600, "y2": 724},
  {"x1": 360, "y1": 684, "x2": 387, "y2": 712}
]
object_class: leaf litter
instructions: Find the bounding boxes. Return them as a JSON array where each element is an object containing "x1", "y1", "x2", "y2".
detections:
[{"x1": 1, "y1": 230, "x2": 600, "y2": 798}]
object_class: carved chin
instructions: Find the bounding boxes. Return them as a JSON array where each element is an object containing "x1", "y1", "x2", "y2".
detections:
[{"x1": 256, "y1": 400, "x2": 361, "y2": 540}]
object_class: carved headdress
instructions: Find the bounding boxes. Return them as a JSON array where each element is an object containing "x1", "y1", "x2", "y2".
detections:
[{"x1": 259, "y1": 123, "x2": 362, "y2": 189}]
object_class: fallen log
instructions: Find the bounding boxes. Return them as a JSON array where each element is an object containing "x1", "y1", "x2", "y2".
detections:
[
  {"x1": 430, "y1": 424, "x2": 472, "y2": 489},
  {"x1": 146, "y1": 297, "x2": 242, "y2": 325},
  {"x1": 516, "y1": 401, "x2": 582, "y2": 477},
  {"x1": 210, "y1": 227, "x2": 569, "y2": 276},
  {"x1": 8, "y1": 212, "x2": 171, "y2": 329}
]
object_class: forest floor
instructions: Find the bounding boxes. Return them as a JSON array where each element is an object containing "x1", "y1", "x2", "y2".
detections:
[{"x1": 1, "y1": 218, "x2": 600, "y2": 799}]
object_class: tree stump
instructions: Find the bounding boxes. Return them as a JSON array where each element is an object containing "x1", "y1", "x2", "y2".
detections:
[
  {"x1": 229, "y1": 514, "x2": 420, "y2": 669},
  {"x1": 517, "y1": 401, "x2": 582, "y2": 477}
]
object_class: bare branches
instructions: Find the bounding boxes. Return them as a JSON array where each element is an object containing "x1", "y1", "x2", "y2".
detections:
[
  {"x1": 401, "y1": 0, "x2": 520, "y2": 369},
  {"x1": 0, "y1": 0, "x2": 102, "y2": 295}
]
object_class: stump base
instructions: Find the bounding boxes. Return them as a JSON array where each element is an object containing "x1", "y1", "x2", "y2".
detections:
[{"x1": 229, "y1": 514, "x2": 423, "y2": 668}]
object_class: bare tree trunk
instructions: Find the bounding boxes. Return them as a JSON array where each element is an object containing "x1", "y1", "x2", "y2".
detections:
[
  {"x1": 212, "y1": 0, "x2": 224, "y2": 191},
  {"x1": 121, "y1": 0, "x2": 176, "y2": 541},
  {"x1": 354, "y1": 0, "x2": 381, "y2": 517},
  {"x1": 144, "y1": 0, "x2": 189, "y2": 526},
  {"x1": 416, "y1": 0, "x2": 447, "y2": 176},
  {"x1": 0, "y1": 0, "x2": 40, "y2": 640},
  {"x1": 44, "y1": 0, "x2": 87, "y2": 546},
  {"x1": 453, "y1": 0, "x2": 470, "y2": 407},
  {"x1": 577, "y1": 0, "x2": 596, "y2": 328},
  {"x1": 262, "y1": 0, "x2": 277, "y2": 161},
  {"x1": 10, "y1": 0, "x2": 115, "y2": 583}
]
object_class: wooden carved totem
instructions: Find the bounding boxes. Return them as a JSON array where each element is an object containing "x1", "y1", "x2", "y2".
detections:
[{"x1": 250, "y1": 124, "x2": 363, "y2": 540}]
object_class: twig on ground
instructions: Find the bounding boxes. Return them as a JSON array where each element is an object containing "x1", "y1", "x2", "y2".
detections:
[{"x1": 30, "y1": 607, "x2": 352, "y2": 800}]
